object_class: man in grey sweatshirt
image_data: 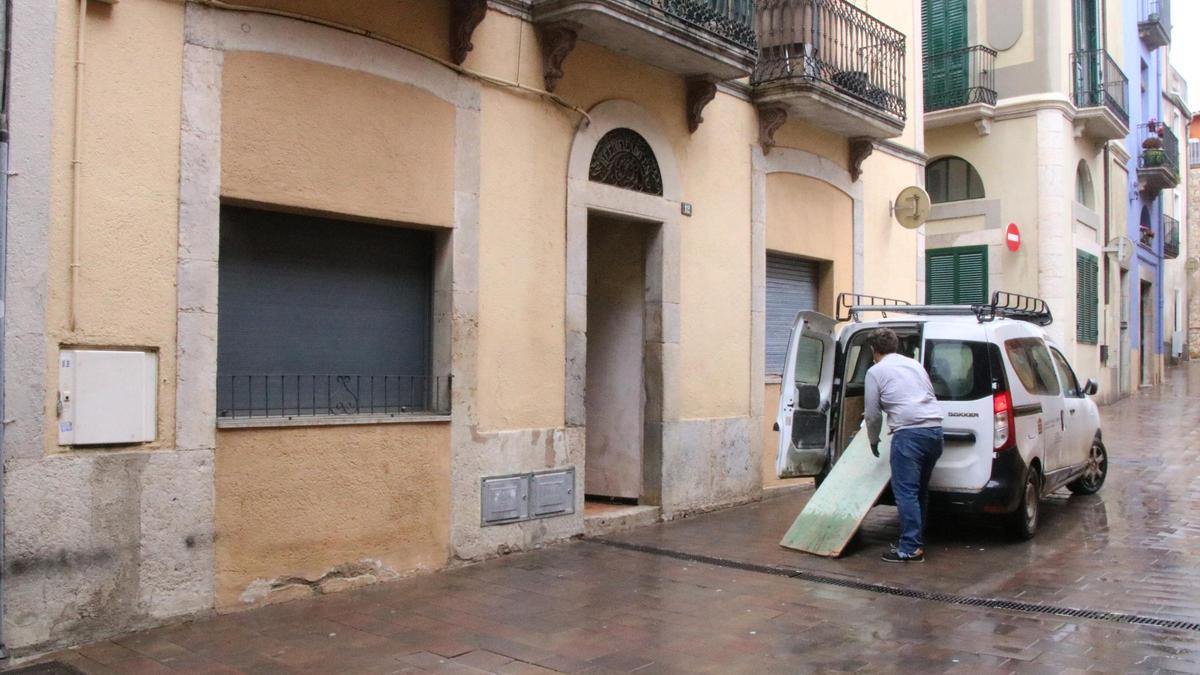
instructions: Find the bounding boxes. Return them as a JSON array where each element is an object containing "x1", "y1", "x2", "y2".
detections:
[{"x1": 864, "y1": 328, "x2": 945, "y2": 563}]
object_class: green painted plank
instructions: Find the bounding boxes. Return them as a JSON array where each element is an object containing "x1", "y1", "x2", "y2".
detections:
[{"x1": 780, "y1": 421, "x2": 894, "y2": 558}]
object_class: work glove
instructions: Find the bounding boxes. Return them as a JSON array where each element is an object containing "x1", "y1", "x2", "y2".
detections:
[{"x1": 870, "y1": 442, "x2": 880, "y2": 458}]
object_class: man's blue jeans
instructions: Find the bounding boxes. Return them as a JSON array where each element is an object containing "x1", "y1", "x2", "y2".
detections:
[{"x1": 889, "y1": 426, "x2": 944, "y2": 557}]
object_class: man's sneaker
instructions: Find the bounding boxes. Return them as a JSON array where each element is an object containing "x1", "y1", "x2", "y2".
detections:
[{"x1": 881, "y1": 550, "x2": 924, "y2": 563}]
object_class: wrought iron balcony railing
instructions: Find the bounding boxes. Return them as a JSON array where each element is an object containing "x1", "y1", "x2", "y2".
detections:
[
  {"x1": 1138, "y1": 122, "x2": 1180, "y2": 178},
  {"x1": 642, "y1": 0, "x2": 758, "y2": 50},
  {"x1": 924, "y1": 45, "x2": 996, "y2": 112},
  {"x1": 1163, "y1": 214, "x2": 1180, "y2": 260},
  {"x1": 1071, "y1": 49, "x2": 1128, "y2": 126},
  {"x1": 217, "y1": 374, "x2": 452, "y2": 419},
  {"x1": 1139, "y1": 0, "x2": 1171, "y2": 48},
  {"x1": 753, "y1": 0, "x2": 907, "y2": 119}
]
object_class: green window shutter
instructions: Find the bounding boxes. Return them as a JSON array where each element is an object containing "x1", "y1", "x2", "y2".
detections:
[
  {"x1": 1076, "y1": 250, "x2": 1099, "y2": 344},
  {"x1": 923, "y1": 0, "x2": 968, "y2": 108},
  {"x1": 926, "y1": 250, "x2": 957, "y2": 304},
  {"x1": 926, "y1": 246, "x2": 988, "y2": 304}
]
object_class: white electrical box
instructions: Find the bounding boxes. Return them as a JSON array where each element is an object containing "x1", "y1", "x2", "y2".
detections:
[{"x1": 58, "y1": 349, "x2": 157, "y2": 446}]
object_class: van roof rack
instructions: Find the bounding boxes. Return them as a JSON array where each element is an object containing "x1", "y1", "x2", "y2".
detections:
[
  {"x1": 836, "y1": 291, "x2": 1053, "y2": 326},
  {"x1": 836, "y1": 293, "x2": 912, "y2": 321},
  {"x1": 973, "y1": 291, "x2": 1054, "y2": 326}
]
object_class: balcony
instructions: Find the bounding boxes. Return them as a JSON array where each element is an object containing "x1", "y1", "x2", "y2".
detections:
[
  {"x1": 1138, "y1": 121, "x2": 1180, "y2": 195},
  {"x1": 924, "y1": 45, "x2": 997, "y2": 133},
  {"x1": 752, "y1": 0, "x2": 907, "y2": 140},
  {"x1": 1139, "y1": 0, "x2": 1171, "y2": 49},
  {"x1": 1071, "y1": 49, "x2": 1129, "y2": 141},
  {"x1": 1163, "y1": 214, "x2": 1180, "y2": 260},
  {"x1": 530, "y1": 0, "x2": 757, "y2": 81}
]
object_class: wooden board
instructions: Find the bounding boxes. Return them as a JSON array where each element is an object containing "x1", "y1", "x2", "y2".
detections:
[{"x1": 780, "y1": 422, "x2": 893, "y2": 558}]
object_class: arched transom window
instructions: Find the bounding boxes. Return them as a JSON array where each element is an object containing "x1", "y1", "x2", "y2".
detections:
[
  {"x1": 588, "y1": 128, "x2": 663, "y2": 196},
  {"x1": 925, "y1": 156, "x2": 985, "y2": 203}
]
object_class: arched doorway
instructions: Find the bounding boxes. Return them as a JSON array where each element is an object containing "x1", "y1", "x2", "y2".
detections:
[{"x1": 565, "y1": 101, "x2": 681, "y2": 513}]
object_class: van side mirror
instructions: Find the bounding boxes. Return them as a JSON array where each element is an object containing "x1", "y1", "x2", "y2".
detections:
[
  {"x1": 796, "y1": 384, "x2": 821, "y2": 409},
  {"x1": 1083, "y1": 379, "x2": 1098, "y2": 396}
]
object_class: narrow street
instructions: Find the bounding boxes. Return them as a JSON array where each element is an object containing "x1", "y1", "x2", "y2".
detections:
[{"x1": 23, "y1": 365, "x2": 1200, "y2": 674}]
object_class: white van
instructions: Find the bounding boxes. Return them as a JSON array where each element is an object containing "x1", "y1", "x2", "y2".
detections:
[{"x1": 775, "y1": 292, "x2": 1107, "y2": 539}]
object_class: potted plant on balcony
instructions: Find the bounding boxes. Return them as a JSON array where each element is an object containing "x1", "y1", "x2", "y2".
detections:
[
  {"x1": 1140, "y1": 224, "x2": 1155, "y2": 247},
  {"x1": 1142, "y1": 119, "x2": 1166, "y2": 167}
]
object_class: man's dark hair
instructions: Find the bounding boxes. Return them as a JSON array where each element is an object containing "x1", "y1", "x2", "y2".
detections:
[{"x1": 867, "y1": 328, "x2": 899, "y2": 356}]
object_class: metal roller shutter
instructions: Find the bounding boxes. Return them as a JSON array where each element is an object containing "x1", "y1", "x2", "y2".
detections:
[{"x1": 766, "y1": 253, "x2": 819, "y2": 375}]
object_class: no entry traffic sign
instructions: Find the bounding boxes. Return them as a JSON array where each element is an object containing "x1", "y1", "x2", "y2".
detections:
[{"x1": 1006, "y1": 223, "x2": 1021, "y2": 252}]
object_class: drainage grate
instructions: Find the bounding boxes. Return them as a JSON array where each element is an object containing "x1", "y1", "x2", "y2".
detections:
[{"x1": 593, "y1": 539, "x2": 1200, "y2": 633}]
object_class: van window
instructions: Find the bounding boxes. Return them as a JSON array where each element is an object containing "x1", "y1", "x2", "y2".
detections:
[
  {"x1": 795, "y1": 335, "x2": 824, "y2": 385},
  {"x1": 1050, "y1": 348, "x2": 1082, "y2": 398},
  {"x1": 1004, "y1": 338, "x2": 1061, "y2": 396},
  {"x1": 924, "y1": 340, "x2": 991, "y2": 401}
]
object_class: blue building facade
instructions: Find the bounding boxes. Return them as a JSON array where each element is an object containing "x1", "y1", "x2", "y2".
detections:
[{"x1": 1121, "y1": 0, "x2": 1176, "y2": 386}]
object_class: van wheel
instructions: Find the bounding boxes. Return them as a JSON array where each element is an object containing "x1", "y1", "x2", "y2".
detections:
[
  {"x1": 1067, "y1": 439, "x2": 1107, "y2": 495},
  {"x1": 1008, "y1": 468, "x2": 1040, "y2": 540}
]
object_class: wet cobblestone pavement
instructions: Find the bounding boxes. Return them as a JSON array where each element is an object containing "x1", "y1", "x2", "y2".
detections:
[{"x1": 20, "y1": 366, "x2": 1200, "y2": 673}]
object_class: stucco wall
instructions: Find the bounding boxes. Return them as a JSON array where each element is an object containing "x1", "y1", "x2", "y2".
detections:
[
  {"x1": 7, "y1": 0, "x2": 933, "y2": 653},
  {"x1": 860, "y1": 152, "x2": 922, "y2": 300},
  {"x1": 924, "y1": 116, "x2": 1040, "y2": 303},
  {"x1": 766, "y1": 174, "x2": 853, "y2": 293},
  {"x1": 677, "y1": 92, "x2": 756, "y2": 420},
  {"x1": 221, "y1": 52, "x2": 455, "y2": 226},
  {"x1": 214, "y1": 46, "x2": 458, "y2": 609},
  {"x1": 46, "y1": 0, "x2": 185, "y2": 452},
  {"x1": 4, "y1": 0, "x2": 216, "y2": 655},
  {"x1": 213, "y1": 424, "x2": 450, "y2": 609},
  {"x1": 232, "y1": 0, "x2": 451, "y2": 62},
  {"x1": 476, "y1": 85, "x2": 571, "y2": 432}
]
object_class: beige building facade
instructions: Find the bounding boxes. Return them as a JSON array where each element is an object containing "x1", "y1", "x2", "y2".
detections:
[
  {"x1": 920, "y1": 0, "x2": 1182, "y2": 403},
  {"x1": 2, "y1": 0, "x2": 925, "y2": 654}
]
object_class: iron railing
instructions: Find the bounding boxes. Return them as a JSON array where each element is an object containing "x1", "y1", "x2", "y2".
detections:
[
  {"x1": 924, "y1": 45, "x2": 996, "y2": 112},
  {"x1": 1138, "y1": 122, "x2": 1180, "y2": 178},
  {"x1": 217, "y1": 374, "x2": 451, "y2": 419},
  {"x1": 753, "y1": 0, "x2": 907, "y2": 119},
  {"x1": 639, "y1": 0, "x2": 757, "y2": 50},
  {"x1": 1163, "y1": 214, "x2": 1180, "y2": 260},
  {"x1": 1138, "y1": 0, "x2": 1170, "y2": 44},
  {"x1": 1071, "y1": 48, "x2": 1128, "y2": 126}
]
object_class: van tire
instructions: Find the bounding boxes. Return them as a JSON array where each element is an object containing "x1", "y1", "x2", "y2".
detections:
[
  {"x1": 1067, "y1": 439, "x2": 1107, "y2": 495},
  {"x1": 1007, "y1": 468, "x2": 1040, "y2": 540}
]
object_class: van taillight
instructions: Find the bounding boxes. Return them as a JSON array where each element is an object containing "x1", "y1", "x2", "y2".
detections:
[{"x1": 993, "y1": 390, "x2": 1015, "y2": 452}]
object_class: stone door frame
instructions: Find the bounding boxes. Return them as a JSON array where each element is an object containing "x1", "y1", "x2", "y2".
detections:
[{"x1": 565, "y1": 100, "x2": 681, "y2": 507}]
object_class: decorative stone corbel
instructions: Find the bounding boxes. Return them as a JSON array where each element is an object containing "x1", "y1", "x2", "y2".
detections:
[
  {"x1": 974, "y1": 118, "x2": 992, "y2": 136},
  {"x1": 757, "y1": 105, "x2": 788, "y2": 154},
  {"x1": 686, "y1": 78, "x2": 718, "y2": 133},
  {"x1": 538, "y1": 22, "x2": 578, "y2": 93},
  {"x1": 450, "y1": 0, "x2": 488, "y2": 65},
  {"x1": 849, "y1": 139, "x2": 874, "y2": 182}
]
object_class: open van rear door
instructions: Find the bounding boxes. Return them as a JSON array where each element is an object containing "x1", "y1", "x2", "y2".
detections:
[{"x1": 775, "y1": 311, "x2": 837, "y2": 478}]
